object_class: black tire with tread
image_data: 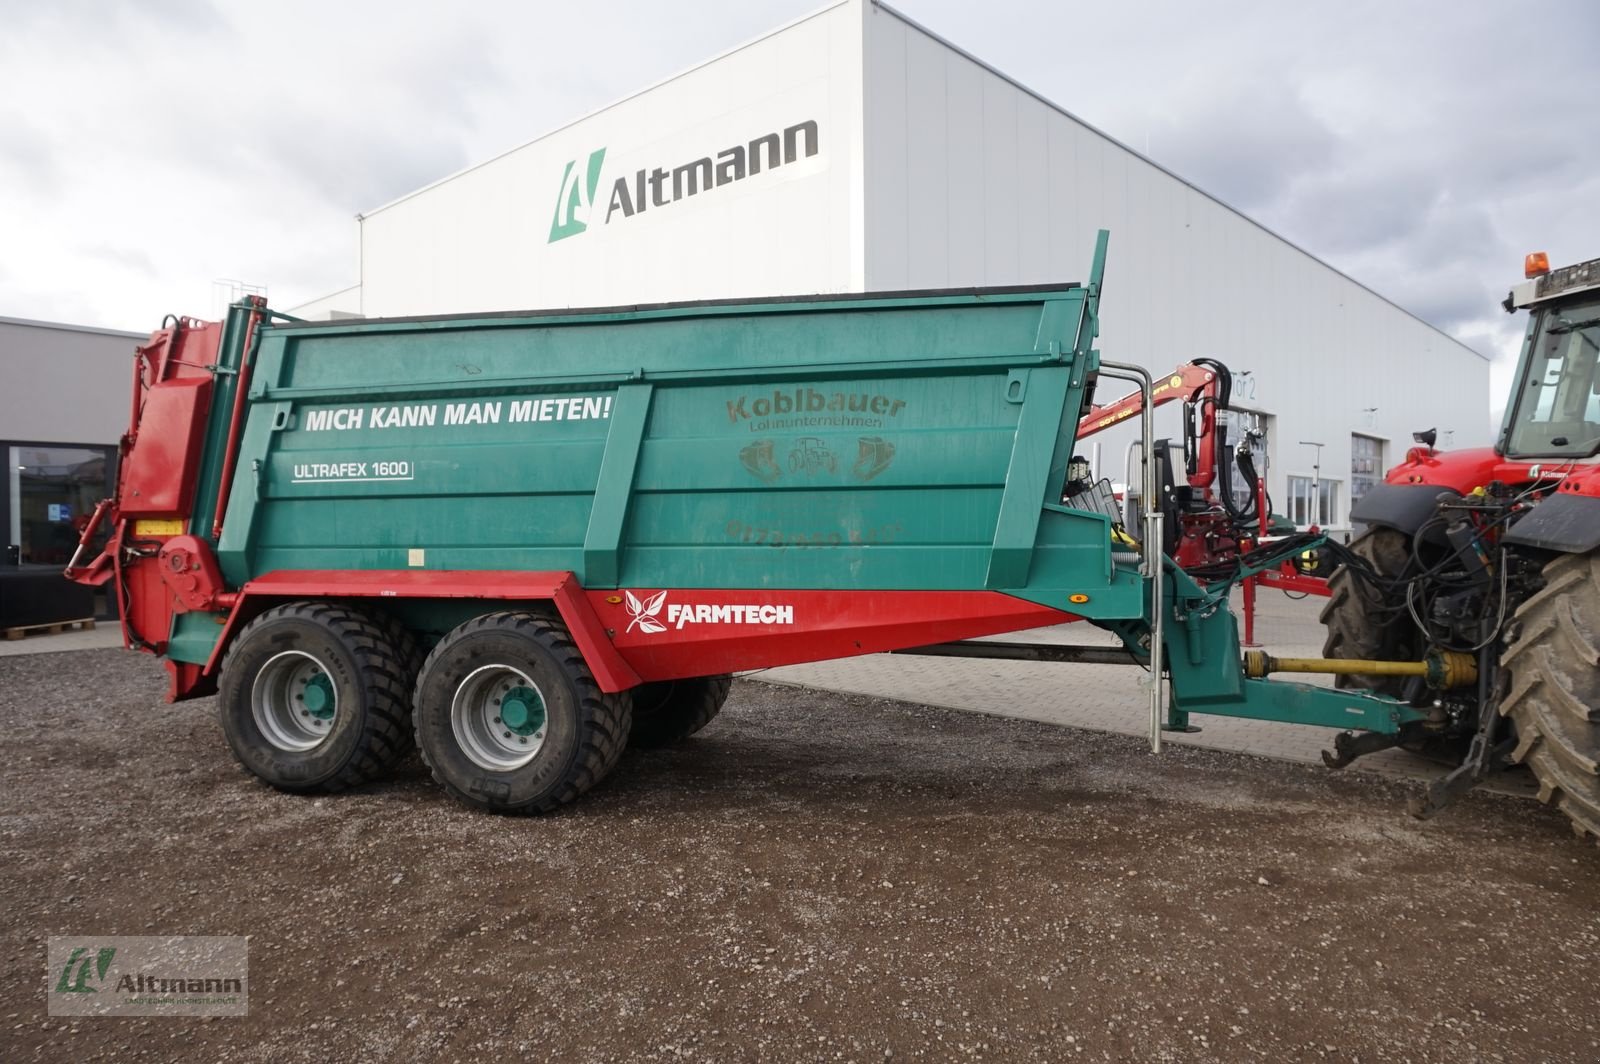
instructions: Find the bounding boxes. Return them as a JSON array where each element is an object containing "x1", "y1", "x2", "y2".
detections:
[
  {"x1": 412, "y1": 611, "x2": 631, "y2": 814},
  {"x1": 628, "y1": 675, "x2": 733, "y2": 748},
  {"x1": 369, "y1": 609, "x2": 424, "y2": 684},
  {"x1": 368, "y1": 608, "x2": 423, "y2": 748},
  {"x1": 1499, "y1": 550, "x2": 1600, "y2": 843},
  {"x1": 218, "y1": 601, "x2": 415, "y2": 793},
  {"x1": 1320, "y1": 527, "x2": 1418, "y2": 697}
]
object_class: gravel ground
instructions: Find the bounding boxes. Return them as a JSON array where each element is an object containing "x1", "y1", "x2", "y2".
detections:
[{"x1": 2, "y1": 648, "x2": 1598, "y2": 1063}]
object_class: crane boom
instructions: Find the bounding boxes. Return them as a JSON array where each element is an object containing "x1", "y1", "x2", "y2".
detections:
[{"x1": 1077, "y1": 362, "x2": 1223, "y2": 438}]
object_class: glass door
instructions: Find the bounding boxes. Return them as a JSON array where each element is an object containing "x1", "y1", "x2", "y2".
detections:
[{"x1": 7, "y1": 444, "x2": 113, "y2": 565}]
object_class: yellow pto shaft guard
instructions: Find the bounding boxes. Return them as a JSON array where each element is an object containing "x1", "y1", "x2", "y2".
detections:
[{"x1": 1242, "y1": 650, "x2": 1478, "y2": 689}]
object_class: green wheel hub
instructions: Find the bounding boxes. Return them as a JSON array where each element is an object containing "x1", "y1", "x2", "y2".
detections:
[
  {"x1": 252, "y1": 650, "x2": 339, "y2": 752},
  {"x1": 499, "y1": 685, "x2": 545, "y2": 736},
  {"x1": 450, "y1": 665, "x2": 550, "y2": 771},
  {"x1": 301, "y1": 672, "x2": 335, "y2": 719}
]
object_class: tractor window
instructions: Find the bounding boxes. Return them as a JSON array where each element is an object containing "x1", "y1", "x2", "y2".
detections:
[{"x1": 1506, "y1": 298, "x2": 1600, "y2": 457}]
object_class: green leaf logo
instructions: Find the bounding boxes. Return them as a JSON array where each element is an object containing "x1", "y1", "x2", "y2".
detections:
[
  {"x1": 548, "y1": 148, "x2": 607, "y2": 243},
  {"x1": 55, "y1": 946, "x2": 116, "y2": 994}
]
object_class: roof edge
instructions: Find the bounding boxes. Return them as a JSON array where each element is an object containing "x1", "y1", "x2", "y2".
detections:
[
  {"x1": 0, "y1": 315, "x2": 145, "y2": 339},
  {"x1": 286, "y1": 283, "x2": 362, "y2": 311}
]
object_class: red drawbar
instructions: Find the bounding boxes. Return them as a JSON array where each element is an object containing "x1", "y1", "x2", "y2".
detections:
[
  {"x1": 588, "y1": 587, "x2": 1076, "y2": 682},
  {"x1": 1256, "y1": 563, "x2": 1332, "y2": 597}
]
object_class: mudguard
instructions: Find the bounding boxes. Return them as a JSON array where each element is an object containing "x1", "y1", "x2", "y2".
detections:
[
  {"x1": 1503, "y1": 493, "x2": 1600, "y2": 554},
  {"x1": 1350, "y1": 483, "x2": 1453, "y2": 535}
]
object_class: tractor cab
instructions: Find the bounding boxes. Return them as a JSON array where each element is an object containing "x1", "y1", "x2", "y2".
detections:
[{"x1": 1500, "y1": 253, "x2": 1600, "y2": 461}]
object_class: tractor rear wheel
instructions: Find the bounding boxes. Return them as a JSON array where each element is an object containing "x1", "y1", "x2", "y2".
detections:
[
  {"x1": 1320, "y1": 527, "x2": 1419, "y2": 697},
  {"x1": 628, "y1": 675, "x2": 733, "y2": 748},
  {"x1": 1499, "y1": 550, "x2": 1600, "y2": 842}
]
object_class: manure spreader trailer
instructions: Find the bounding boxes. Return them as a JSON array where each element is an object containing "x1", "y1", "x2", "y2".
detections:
[{"x1": 69, "y1": 234, "x2": 1579, "y2": 835}]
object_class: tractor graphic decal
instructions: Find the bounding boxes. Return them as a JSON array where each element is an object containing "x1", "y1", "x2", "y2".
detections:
[{"x1": 739, "y1": 436, "x2": 895, "y2": 483}]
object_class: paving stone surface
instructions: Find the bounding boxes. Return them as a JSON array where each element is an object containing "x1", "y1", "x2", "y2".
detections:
[{"x1": 757, "y1": 588, "x2": 1527, "y2": 792}]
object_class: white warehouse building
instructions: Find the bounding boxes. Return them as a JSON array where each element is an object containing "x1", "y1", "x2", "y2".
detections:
[{"x1": 293, "y1": 0, "x2": 1489, "y2": 533}]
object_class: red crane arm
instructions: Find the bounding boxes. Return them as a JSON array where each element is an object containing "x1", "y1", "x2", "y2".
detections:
[{"x1": 1077, "y1": 363, "x2": 1222, "y2": 438}]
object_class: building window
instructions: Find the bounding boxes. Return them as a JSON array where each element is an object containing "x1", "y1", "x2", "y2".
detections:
[
  {"x1": 1287, "y1": 475, "x2": 1341, "y2": 528},
  {"x1": 1220, "y1": 410, "x2": 1271, "y2": 515},
  {"x1": 6, "y1": 444, "x2": 114, "y2": 565},
  {"x1": 1350, "y1": 434, "x2": 1384, "y2": 511}
]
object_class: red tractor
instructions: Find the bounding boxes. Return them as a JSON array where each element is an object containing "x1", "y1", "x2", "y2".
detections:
[{"x1": 1320, "y1": 252, "x2": 1600, "y2": 835}]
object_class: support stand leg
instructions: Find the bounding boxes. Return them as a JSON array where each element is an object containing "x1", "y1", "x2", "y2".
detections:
[{"x1": 1162, "y1": 699, "x2": 1201, "y2": 734}]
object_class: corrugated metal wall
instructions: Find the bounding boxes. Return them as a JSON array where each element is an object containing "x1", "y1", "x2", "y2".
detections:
[
  {"x1": 861, "y1": 3, "x2": 1491, "y2": 529},
  {"x1": 0, "y1": 320, "x2": 140, "y2": 445}
]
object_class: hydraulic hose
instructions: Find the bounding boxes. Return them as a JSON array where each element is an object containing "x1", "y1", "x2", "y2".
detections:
[{"x1": 1222, "y1": 438, "x2": 1262, "y2": 524}]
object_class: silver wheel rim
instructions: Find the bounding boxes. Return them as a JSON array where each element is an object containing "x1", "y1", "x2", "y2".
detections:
[
  {"x1": 252, "y1": 650, "x2": 338, "y2": 752},
  {"x1": 451, "y1": 664, "x2": 549, "y2": 771}
]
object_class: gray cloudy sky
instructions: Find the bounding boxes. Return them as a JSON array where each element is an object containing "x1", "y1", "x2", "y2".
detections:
[{"x1": 2, "y1": 0, "x2": 1597, "y2": 402}]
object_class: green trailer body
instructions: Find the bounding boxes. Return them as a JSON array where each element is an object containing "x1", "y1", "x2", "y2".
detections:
[{"x1": 217, "y1": 280, "x2": 1131, "y2": 606}]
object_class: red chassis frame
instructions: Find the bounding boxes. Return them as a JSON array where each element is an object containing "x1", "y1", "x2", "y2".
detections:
[{"x1": 148, "y1": 569, "x2": 1077, "y2": 703}]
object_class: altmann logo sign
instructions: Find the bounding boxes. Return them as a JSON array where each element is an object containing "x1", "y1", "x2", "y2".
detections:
[
  {"x1": 548, "y1": 120, "x2": 820, "y2": 244},
  {"x1": 47, "y1": 935, "x2": 249, "y2": 1017}
]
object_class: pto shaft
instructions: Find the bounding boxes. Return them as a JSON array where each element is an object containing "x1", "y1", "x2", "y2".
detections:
[{"x1": 1242, "y1": 650, "x2": 1477, "y2": 689}]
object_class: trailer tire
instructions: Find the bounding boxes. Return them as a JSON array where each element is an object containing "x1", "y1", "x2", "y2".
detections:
[
  {"x1": 1499, "y1": 550, "x2": 1600, "y2": 843},
  {"x1": 412, "y1": 611, "x2": 632, "y2": 814},
  {"x1": 627, "y1": 675, "x2": 733, "y2": 748},
  {"x1": 368, "y1": 608, "x2": 423, "y2": 748},
  {"x1": 218, "y1": 601, "x2": 415, "y2": 793},
  {"x1": 369, "y1": 609, "x2": 424, "y2": 685},
  {"x1": 1319, "y1": 527, "x2": 1418, "y2": 698}
]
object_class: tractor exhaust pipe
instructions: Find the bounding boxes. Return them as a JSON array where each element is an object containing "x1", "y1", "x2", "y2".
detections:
[{"x1": 1242, "y1": 650, "x2": 1478, "y2": 689}]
